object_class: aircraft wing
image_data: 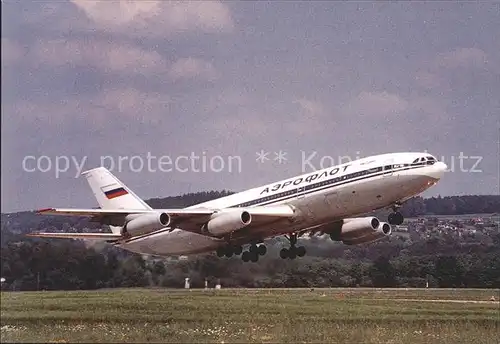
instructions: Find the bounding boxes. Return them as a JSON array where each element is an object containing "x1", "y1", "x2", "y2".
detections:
[{"x1": 34, "y1": 205, "x2": 296, "y2": 237}]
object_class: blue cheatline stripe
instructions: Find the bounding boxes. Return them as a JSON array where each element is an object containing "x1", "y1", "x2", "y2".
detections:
[{"x1": 232, "y1": 163, "x2": 428, "y2": 208}]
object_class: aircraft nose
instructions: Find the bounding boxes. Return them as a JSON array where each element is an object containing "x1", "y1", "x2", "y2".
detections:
[{"x1": 431, "y1": 161, "x2": 447, "y2": 179}]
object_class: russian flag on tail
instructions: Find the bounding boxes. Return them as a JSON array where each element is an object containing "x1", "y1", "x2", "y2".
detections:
[{"x1": 104, "y1": 187, "x2": 128, "y2": 199}]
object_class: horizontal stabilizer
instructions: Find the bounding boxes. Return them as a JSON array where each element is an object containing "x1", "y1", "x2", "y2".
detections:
[
  {"x1": 36, "y1": 208, "x2": 153, "y2": 217},
  {"x1": 26, "y1": 232, "x2": 122, "y2": 240}
]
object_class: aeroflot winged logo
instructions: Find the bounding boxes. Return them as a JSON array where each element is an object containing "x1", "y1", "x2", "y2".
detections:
[
  {"x1": 260, "y1": 164, "x2": 352, "y2": 195},
  {"x1": 104, "y1": 187, "x2": 129, "y2": 199}
]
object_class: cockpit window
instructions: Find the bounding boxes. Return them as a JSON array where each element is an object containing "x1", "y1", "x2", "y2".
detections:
[
  {"x1": 426, "y1": 156, "x2": 436, "y2": 165},
  {"x1": 413, "y1": 156, "x2": 436, "y2": 165}
]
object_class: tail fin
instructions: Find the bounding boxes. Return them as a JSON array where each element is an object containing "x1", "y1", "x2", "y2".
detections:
[
  {"x1": 81, "y1": 167, "x2": 152, "y2": 235},
  {"x1": 82, "y1": 167, "x2": 152, "y2": 211}
]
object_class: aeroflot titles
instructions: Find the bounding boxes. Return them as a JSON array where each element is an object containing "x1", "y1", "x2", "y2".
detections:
[{"x1": 260, "y1": 164, "x2": 352, "y2": 195}]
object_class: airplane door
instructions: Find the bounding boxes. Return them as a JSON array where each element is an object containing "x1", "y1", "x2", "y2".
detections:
[
  {"x1": 295, "y1": 185, "x2": 315, "y2": 221},
  {"x1": 382, "y1": 158, "x2": 394, "y2": 177}
]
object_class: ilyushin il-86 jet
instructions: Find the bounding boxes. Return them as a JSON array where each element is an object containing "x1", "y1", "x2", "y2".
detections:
[{"x1": 29, "y1": 152, "x2": 446, "y2": 262}]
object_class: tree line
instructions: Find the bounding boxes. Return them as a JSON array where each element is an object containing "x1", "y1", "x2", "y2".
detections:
[{"x1": 2, "y1": 234, "x2": 499, "y2": 291}]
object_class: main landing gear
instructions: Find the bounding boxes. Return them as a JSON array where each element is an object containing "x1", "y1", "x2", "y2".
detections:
[
  {"x1": 280, "y1": 233, "x2": 306, "y2": 260},
  {"x1": 241, "y1": 244, "x2": 266, "y2": 263},
  {"x1": 388, "y1": 203, "x2": 404, "y2": 225},
  {"x1": 216, "y1": 233, "x2": 307, "y2": 262},
  {"x1": 216, "y1": 243, "x2": 266, "y2": 263},
  {"x1": 216, "y1": 245, "x2": 243, "y2": 258}
]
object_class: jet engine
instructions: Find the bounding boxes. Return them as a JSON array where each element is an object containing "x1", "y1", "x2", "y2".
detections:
[
  {"x1": 122, "y1": 212, "x2": 171, "y2": 237},
  {"x1": 328, "y1": 217, "x2": 381, "y2": 241},
  {"x1": 379, "y1": 222, "x2": 392, "y2": 236},
  {"x1": 203, "y1": 210, "x2": 252, "y2": 236},
  {"x1": 342, "y1": 222, "x2": 391, "y2": 245}
]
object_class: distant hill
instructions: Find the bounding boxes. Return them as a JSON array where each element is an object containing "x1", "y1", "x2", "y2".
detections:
[
  {"x1": 399, "y1": 195, "x2": 500, "y2": 217},
  {"x1": 146, "y1": 190, "x2": 233, "y2": 208}
]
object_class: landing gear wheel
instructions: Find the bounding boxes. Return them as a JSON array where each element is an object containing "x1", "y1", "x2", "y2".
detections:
[
  {"x1": 217, "y1": 245, "x2": 243, "y2": 258},
  {"x1": 250, "y1": 252, "x2": 259, "y2": 262},
  {"x1": 241, "y1": 251, "x2": 250, "y2": 262},
  {"x1": 225, "y1": 248, "x2": 233, "y2": 258},
  {"x1": 395, "y1": 212, "x2": 404, "y2": 225},
  {"x1": 233, "y1": 245, "x2": 243, "y2": 255},
  {"x1": 280, "y1": 248, "x2": 289, "y2": 259},
  {"x1": 257, "y1": 245, "x2": 267, "y2": 256},
  {"x1": 388, "y1": 212, "x2": 404, "y2": 225},
  {"x1": 279, "y1": 233, "x2": 306, "y2": 259}
]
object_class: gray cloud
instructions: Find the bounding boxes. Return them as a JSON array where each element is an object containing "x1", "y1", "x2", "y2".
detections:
[
  {"x1": 1, "y1": 38, "x2": 26, "y2": 65},
  {"x1": 342, "y1": 91, "x2": 409, "y2": 118},
  {"x1": 1, "y1": 1, "x2": 499, "y2": 212},
  {"x1": 435, "y1": 47, "x2": 489, "y2": 70},
  {"x1": 32, "y1": 38, "x2": 170, "y2": 77},
  {"x1": 70, "y1": 0, "x2": 234, "y2": 36},
  {"x1": 168, "y1": 57, "x2": 218, "y2": 82}
]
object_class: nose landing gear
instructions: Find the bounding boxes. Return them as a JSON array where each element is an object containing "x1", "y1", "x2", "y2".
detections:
[{"x1": 388, "y1": 203, "x2": 404, "y2": 225}]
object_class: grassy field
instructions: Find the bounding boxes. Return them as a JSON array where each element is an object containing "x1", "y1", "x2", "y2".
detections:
[{"x1": 1, "y1": 288, "x2": 499, "y2": 343}]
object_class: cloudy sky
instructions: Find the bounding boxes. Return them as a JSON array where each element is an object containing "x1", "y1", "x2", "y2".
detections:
[{"x1": 1, "y1": 1, "x2": 499, "y2": 212}]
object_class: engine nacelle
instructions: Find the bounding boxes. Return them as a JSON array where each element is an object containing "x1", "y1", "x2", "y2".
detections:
[
  {"x1": 342, "y1": 222, "x2": 392, "y2": 245},
  {"x1": 203, "y1": 210, "x2": 252, "y2": 236},
  {"x1": 329, "y1": 217, "x2": 380, "y2": 241},
  {"x1": 379, "y1": 222, "x2": 392, "y2": 236},
  {"x1": 123, "y1": 212, "x2": 170, "y2": 237}
]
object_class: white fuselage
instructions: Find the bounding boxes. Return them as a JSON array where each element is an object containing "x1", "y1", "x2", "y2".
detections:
[{"x1": 120, "y1": 152, "x2": 447, "y2": 256}]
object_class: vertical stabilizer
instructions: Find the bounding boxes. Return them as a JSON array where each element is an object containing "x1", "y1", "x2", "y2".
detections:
[
  {"x1": 81, "y1": 167, "x2": 152, "y2": 235},
  {"x1": 81, "y1": 167, "x2": 152, "y2": 211}
]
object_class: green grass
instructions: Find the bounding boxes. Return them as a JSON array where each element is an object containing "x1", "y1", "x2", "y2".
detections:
[{"x1": 1, "y1": 288, "x2": 499, "y2": 343}]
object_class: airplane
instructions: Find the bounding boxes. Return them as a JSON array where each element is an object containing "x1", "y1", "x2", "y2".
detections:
[{"x1": 28, "y1": 152, "x2": 447, "y2": 262}]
